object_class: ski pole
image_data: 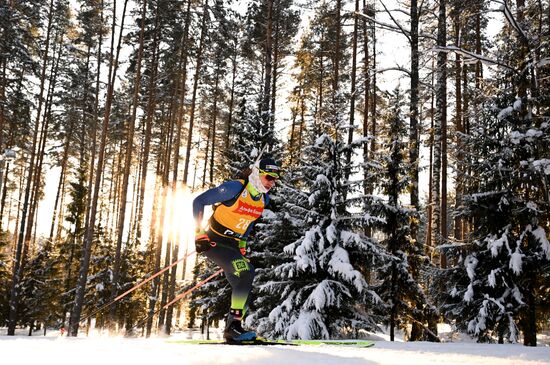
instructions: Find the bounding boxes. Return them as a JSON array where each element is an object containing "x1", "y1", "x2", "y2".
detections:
[
  {"x1": 132, "y1": 268, "x2": 223, "y2": 332},
  {"x1": 162, "y1": 268, "x2": 223, "y2": 310},
  {"x1": 80, "y1": 250, "x2": 197, "y2": 323}
]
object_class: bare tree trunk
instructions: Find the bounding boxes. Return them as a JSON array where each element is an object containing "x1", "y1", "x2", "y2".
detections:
[
  {"x1": 29, "y1": 32, "x2": 64, "y2": 246},
  {"x1": 409, "y1": 0, "x2": 423, "y2": 341},
  {"x1": 270, "y1": 1, "x2": 279, "y2": 133},
  {"x1": 202, "y1": 120, "x2": 211, "y2": 188},
  {"x1": 144, "y1": 177, "x2": 162, "y2": 338},
  {"x1": 426, "y1": 59, "x2": 435, "y2": 254},
  {"x1": 345, "y1": 0, "x2": 359, "y2": 183},
  {"x1": 165, "y1": 0, "x2": 193, "y2": 335},
  {"x1": 225, "y1": 44, "x2": 238, "y2": 152},
  {"x1": 83, "y1": 0, "x2": 105, "y2": 244},
  {"x1": 361, "y1": 0, "x2": 372, "y2": 285},
  {"x1": 136, "y1": 0, "x2": 161, "y2": 247},
  {"x1": 144, "y1": 5, "x2": 164, "y2": 336},
  {"x1": 261, "y1": 0, "x2": 273, "y2": 145},
  {"x1": 69, "y1": 0, "x2": 129, "y2": 337},
  {"x1": 209, "y1": 64, "x2": 221, "y2": 184},
  {"x1": 370, "y1": 12, "x2": 377, "y2": 156},
  {"x1": 109, "y1": 0, "x2": 146, "y2": 327},
  {"x1": 7, "y1": 0, "x2": 55, "y2": 335},
  {"x1": 334, "y1": 0, "x2": 341, "y2": 92},
  {"x1": 434, "y1": 0, "x2": 447, "y2": 268},
  {"x1": 183, "y1": 0, "x2": 208, "y2": 184},
  {"x1": 409, "y1": 0, "x2": 420, "y2": 213},
  {"x1": 453, "y1": 15, "x2": 463, "y2": 241},
  {"x1": 49, "y1": 127, "x2": 72, "y2": 240}
]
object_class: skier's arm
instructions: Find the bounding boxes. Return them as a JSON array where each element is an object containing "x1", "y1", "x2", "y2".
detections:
[{"x1": 192, "y1": 180, "x2": 244, "y2": 230}]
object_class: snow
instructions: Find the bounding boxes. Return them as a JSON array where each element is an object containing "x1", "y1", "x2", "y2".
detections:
[
  {"x1": 1, "y1": 330, "x2": 549, "y2": 365},
  {"x1": 509, "y1": 247, "x2": 524, "y2": 275},
  {"x1": 532, "y1": 226, "x2": 550, "y2": 260},
  {"x1": 465, "y1": 255, "x2": 478, "y2": 280}
]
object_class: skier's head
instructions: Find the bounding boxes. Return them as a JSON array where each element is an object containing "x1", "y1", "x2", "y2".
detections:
[
  {"x1": 258, "y1": 157, "x2": 281, "y2": 180},
  {"x1": 249, "y1": 157, "x2": 280, "y2": 194}
]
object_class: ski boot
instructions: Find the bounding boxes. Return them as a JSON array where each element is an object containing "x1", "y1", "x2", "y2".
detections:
[{"x1": 224, "y1": 309, "x2": 256, "y2": 343}]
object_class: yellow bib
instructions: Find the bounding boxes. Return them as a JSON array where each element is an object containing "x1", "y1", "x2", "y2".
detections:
[{"x1": 211, "y1": 181, "x2": 265, "y2": 238}]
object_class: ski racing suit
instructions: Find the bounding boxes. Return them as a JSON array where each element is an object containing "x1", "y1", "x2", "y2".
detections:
[{"x1": 192, "y1": 179, "x2": 269, "y2": 315}]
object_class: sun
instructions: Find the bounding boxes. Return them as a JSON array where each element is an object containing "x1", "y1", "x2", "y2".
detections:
[{"x1": 154, "y1": 183, "x2": 210, "y2": 281}]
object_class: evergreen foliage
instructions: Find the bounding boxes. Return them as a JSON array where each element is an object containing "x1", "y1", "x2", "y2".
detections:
[{"x1": 370, "y1": 88, "x2": 432, "y2": 340}]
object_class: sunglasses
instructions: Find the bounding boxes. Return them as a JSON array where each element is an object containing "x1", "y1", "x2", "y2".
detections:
[
  {"x1": 263, "y1": 174, "x2": 278, "y2": 182},
  {"x1": 260, "y1": 169, "x2": 280, "y2": 181}
]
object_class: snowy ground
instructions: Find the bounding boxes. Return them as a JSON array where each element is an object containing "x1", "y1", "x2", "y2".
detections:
[{"x1": 1, "y1": 327, "x2": 549, "y2": 365}]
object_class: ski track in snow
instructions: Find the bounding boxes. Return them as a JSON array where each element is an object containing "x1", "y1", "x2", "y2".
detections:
[{"x1": 0, "y1": 335, "x2": 549, "y2": 365}]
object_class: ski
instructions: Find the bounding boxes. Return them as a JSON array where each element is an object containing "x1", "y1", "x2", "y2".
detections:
[
  {"x1": 281, "y1": 339, "x2": 375, "y2": 347},
  {"x1": 170, "y1": 338, "x2": 374, "y2": 347},
  {"x1": 169, "y1": 339, "x2": 297, "y2": 346}
]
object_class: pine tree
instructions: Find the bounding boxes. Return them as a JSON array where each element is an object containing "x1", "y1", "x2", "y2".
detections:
[
  {"x1": 19, "y1": 239, "x2": 62, "y2": 335},
  {"x1": 256, "y1": 129, "x2": 384, "y2": 339},
  {"x1": 436, "y1": 104, "x2": 550, "y2": 344},
  {"x1": 0, "y1": 229, "x2": 10, "y2": 325},
  {"x1": 370, "y1": 87, "x2": 432, "y2": 342},
  {"x1": 434, "y1": 0, "x2": 550, "y2": 346}
]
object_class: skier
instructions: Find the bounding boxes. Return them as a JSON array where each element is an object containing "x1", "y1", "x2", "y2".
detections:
[{"x1": 192, "y1": 157, "x2": 280, "y2": 343}]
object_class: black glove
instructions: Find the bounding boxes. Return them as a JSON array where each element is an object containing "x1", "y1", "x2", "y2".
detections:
[{"x1": 195, "y1": 231, "x2": 214, "y2": 253}]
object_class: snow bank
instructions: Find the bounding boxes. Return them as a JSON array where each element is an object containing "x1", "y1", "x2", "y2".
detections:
[{"x1": 0, "y1": 330, "x2": 549, "y2": 365}]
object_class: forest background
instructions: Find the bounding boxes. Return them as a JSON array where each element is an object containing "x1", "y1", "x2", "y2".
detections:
[{"x1": 0, "y1": 0, "x2": 548, "y2": 347}]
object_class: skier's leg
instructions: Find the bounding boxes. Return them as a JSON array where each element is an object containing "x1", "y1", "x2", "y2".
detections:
[
  {"x1": 203, "y1": 239, "x2": 256, "y2": 341},
  {"x1": 203, "y1": 241, "x2": 255, "y2": 313}
]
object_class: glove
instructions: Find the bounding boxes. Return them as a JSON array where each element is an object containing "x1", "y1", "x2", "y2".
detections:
[
  {"x1": 238, "y1": 240, "x2": 247, "y2": 256},
  {"x1": 195, "y1": 230, "x2": 215, "y2": 253}
]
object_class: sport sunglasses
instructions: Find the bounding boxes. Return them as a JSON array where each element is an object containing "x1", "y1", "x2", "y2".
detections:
[{"x1": 260, "y1": 169, "x2": 280, "y2": 181}]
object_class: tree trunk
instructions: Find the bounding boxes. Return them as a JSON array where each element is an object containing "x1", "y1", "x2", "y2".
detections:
[
  {"x1": 333, "y1": 0, "x2": 341, "y2": 93},
  {"x1": 202, "y1": 118, "x2": 211, "y2": 187},
  {"x1": 0, "y1": 57, "x2": 6, "y2": 226},
  {"x1": 426, "y1": 58, "x2": 435, "y2": 255},
  {"x1": 522, "y1": 272, "x2": 537, "y2": 346},
  {"x1": 164, "y1": 0, "x2": 193, "y2": 334},
  {"x1": 109, "y1": 0, "x2": 146, "y2": 327},
  {"x1": 409, "y1": 0, "x2": 420, "y2": 213},
  {"x1": 362, "y1": 0, "x2": 371, "y2": 283},
  {"x1": 208, "y1": 57, "x2": 221, "y2": 184},
  {"x1": 28, "y1": 31, "x2": 64, "y2": 247},
  {"x1": 409, "y1": 0, "x2": 423, "y2": 341},
  {"x1": 453, "y1": 15, "x2": 463, "y2": 241},
  {"x1": 136, "y1": 0, "x2": 161, "y2": 247},
  {"x1": 261, "y1": 0, "x2": 273, "y2": 146},
  {"x1": 7, "y1": 0, "x2": 55, "y2": 335},
  {"x1": 434, "y1": 0, "x2": 447, "y2": 268},
  {"x1": 225, "y1": 43, "x2": 238, "y2": 152},
  {"x1": 370, "y1": 13, "x2": 377, "y2": 157},
  {"x1": 144, "y1": 4, "x2": 163, "y2": 335},
  {"x1": 68, "y1": 0, "x2": 129, "y2": 337},
  {"x1": 270, "y1": 1, "x2": 279, "y2": 133},
  {"x1": 49, "y1": 127, "x2": 72, "y2": 240},
  {"x1": 345, "y1": 0, "x2": 359, "y2": 183},
  {"x1": 183, "y1": 0, "x2": 208, "y2": 184}
]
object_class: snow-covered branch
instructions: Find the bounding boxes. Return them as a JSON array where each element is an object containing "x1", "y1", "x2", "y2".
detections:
[
  {"x1": 492, "y1": 0, "x2": 531, "y2": 47},
  {"x1": 432, "y1": 46, "x2": 517, "y2": 73}
]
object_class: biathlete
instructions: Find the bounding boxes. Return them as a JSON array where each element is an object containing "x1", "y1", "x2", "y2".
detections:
[{"x1": 192, "y1": 157, "x2": 280, "y2": 343}]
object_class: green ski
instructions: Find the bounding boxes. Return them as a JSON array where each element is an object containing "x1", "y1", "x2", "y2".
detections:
[{"x1": 169, "y1": 338, "x2": 374, "y2": 347}]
